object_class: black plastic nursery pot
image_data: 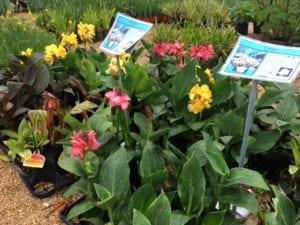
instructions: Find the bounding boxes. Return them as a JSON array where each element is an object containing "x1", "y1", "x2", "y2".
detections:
[
  {"x1": 18, "y1": 145, "x2": 77, "y2": 198},
  {"x1": 19, "y1": 159, "x2": 76, "y2": 198}
]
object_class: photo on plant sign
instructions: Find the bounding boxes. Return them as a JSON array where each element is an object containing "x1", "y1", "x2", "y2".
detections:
[
  {"x1": 219, "y1": 36, "x2": 300, "y2": 83},
  {"x1": 100, "y1": 13, "x2": 153, "y2": 55},
  {"x1": 224, "y1": 46, "x2": 266, "y2": 76}
]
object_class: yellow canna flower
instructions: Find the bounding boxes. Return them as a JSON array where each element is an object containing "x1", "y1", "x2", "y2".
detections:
[
  {"x1": 204, "y1": 68, "x2": 215, "y2": 84},
  {"x1": 55, "y1": 45, "x2": 67, "y2": 59},
  {"x1": 120, "y1": 52, "x2": 131, "y2": 62},
  {"x1": 106, "y1": 64, "x2": 119, "y2": 76},
  {"x1": 44, "y1": 44, "x2": 67, "y2": 64},
  {"x1": 21, "y1": 48, "x2": 33, "y2": 57},
  {"x1": 187, "y1": 84, "x2": 213, "y2": 114},
  {"x1": 61, "y1": 32, "x2": 78, "y2": 48},
  {"x1": 19, "y1": 60, "x2": 24, "y2": 65},
  {"x1": 77, "y1": 22, "x2": 95, "y2": 43},
  {"x1": 44, "y1": 44, "x2": 57, "y2": 64},
  {"x1": 106, "y1": 53, "x2": 131, "y2": 76}
]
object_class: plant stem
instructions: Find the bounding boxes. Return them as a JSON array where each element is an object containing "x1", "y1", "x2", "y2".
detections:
[
  {"x1": 117, "y1": 108, "x2": 133, "y2": 148},
  {"x1": 116, "y1": 55, "x2": 123, "y2": 89}
]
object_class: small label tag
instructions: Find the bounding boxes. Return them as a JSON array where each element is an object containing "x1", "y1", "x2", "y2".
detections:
[{"x1": 23, "y1": 152, "x2": 45, "y2": 168}]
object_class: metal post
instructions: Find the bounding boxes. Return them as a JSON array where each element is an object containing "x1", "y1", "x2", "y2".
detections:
[{"x1": 238, "y1": 80, "x2": 259, "y2": 167}]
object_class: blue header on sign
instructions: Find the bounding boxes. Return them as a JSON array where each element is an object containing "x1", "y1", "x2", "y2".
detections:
[
  {"x1": 117, "y1": 15, "x2": 152, "y2": 31},
  {"x1": 240, "y1": 38, "x2": 300, "y2": 56}
]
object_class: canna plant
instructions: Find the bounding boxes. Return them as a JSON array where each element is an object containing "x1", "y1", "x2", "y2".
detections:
[{"x1": 57, "y1": 40, "x2": 274, "y2": 225}]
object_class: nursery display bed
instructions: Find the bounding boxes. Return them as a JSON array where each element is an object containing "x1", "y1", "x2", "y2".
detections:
[
  {"x1": 0, "y1": 160, "x2": 66, "y2": 225},
  {"x1": 0, "y1": 160, "x2": 263, "y2": 225}
]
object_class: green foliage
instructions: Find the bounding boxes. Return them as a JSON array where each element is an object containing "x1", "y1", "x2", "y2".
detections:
[
  {"x1": 1, "y1": 16, "x2": 298, "y2": 224},
  {"x1": 0, "y1": 0, "x2": 10, "y2": 15},
  {"x1": 256, "y1": 0, "x2": 300, "y2": 43},
  {"x1": 261, "y1": 185, "x2": 296, "y2": 225},
  {"x1": 178, "y1": 154, "x2": 206, "y2": 216},
  {"x1": 3, "y1": 110, "x2": 49, "y2": 161},
  {"x1": 0, "y1": 17, "x2": 57, "y2": 67},
  {"x1": 161, "y1": 0, "x2": 230, "y2": 26},
  {"x1": 229, "y1": 1, "x2": 258, "y2": 25},
  {"x1": 33, "y1": 0, "x2": 115, "y2": 35}
]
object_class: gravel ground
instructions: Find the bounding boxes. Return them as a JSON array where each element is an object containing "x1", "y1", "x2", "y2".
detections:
[{"x1": 0, "y1": 160, "x2": 67, "y2": 225}]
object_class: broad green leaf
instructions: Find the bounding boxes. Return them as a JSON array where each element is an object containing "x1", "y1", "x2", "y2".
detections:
[
  {"x1": 204, "y1": 138, "x2": 229, "y2": 176},
  {"x1": 80, "y1": 217, "x2": 104, "y2": 225},
  {"x1": 187, "y1": 140, "x2": 207, "y2": 167},
  {"x1": 134, "y1": 113, "x2": 152, "y2": 139},
  {"x1": 0, "y1": 129, "x2": 18, "y2": 139},
  {"x1": 70, "y1": 100, "x2": 98, "y2": 114},
  {"x1": 202, "y1": 210, "x2": 226, "y2": 225},
  {"x1": 222, "y1": 168, "x2": 269, "y2": 191},
  {"x1": 291, "y1": 118, "x2": 300, "y2": 135},
  {"x1": 64, "y1": 178, "x2": 88, "y2": 197},
  {"x1": 99, "y1": 148, "x2": 130, "y2": 201},
  {"x1": 219, "y1": 188, "x2": 258, "y2": 214},
  {"x1": 94, "y1": 183, "x2": 111, "y2": 201},
  {"x1": 64, "y1": 51, "x2": 80, "y2": 70},
  {"x1": 212, "y1": 78, "x2": 231, "y2": 105},
  {"x1": 215, "y1": 111, "x2": 244, "y2": 136},
  {"x1": 140, "y1": 141, "x2": 165, "y2": 178},
  {"x1": 90, "y1": 114, "x2": 113, "y2": 134},
  {"x1": 124, "y1": 64, "x2": 152, "y2": 96},
  {"x1": 80, "y1": 58, "x2": 97, "y2": 89},
  {"x1": 94, "y1": 183, "x2": 116, "y2": 210},
  {"x1": 58, "y1": 156, "x2": 86, "y2": 177},
  {"x1": 291, "y1": 138, "x2": 300, "y2": 166},
  {"x1": 130, "y1": 183, "x2": 156, "y2": 213},
  {"x1": 133, "y1": 209, "x2": 151, "y2": 225},
  {"x1": 178, "y1": 154, "x2": 206, "y2": 216},
  {"x1": 163, "y1": 150, "x2": 183, "y2": 175},
  {"x1": 261, "y1": 212, "x2": 277, "y2": 225},
  {"x1": 169, "y1": 125, "x2": 189, "y2": 137},
  {"x1": 171, "y1": 61, "x2": 197, "y2": 101},
  {"x1": 221, "y1": 213, "x2": 240, "y2": 225},
  {"x1": 256, "y1": 90, "x2": 283, "y2": 108},
  {"x1": 288, "y1": 165, "x2": 300, "y2": 175},
  {"x1": 64, "y1": 113, "x2": 84, "y2": 130},
  {"x1": 170, "y1": 213, "x2": 190, "y2": 225},
  {"x1": 67, "y1": 199, "x2": 95, "y2": 220},
  {"x1": 142, "y1": 170, "x2": 169, "y2": 186},
  {"x1": 272, "y1": 185, "x2": 296, "y2": 225},
  {"x1": 145, "y1": 192, "x2": 171, "y2": 225},
  {"x1": 84, "y1": 151, "x2": 100, "y2": 178},
  {"x1": 275, "y1": 98, "x2": 298, "y2": 121},
  {"x1": 248, "y1": 130, "x2": 281, "y2": 153}
]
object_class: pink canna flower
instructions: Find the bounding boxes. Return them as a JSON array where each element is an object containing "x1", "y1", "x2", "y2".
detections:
[
  {"x1": 105, "y1": 87, "x2": 131, "y2": 110},
  {"x1": 70, "y1": 130, "x2": 100, "y2": 159}
]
